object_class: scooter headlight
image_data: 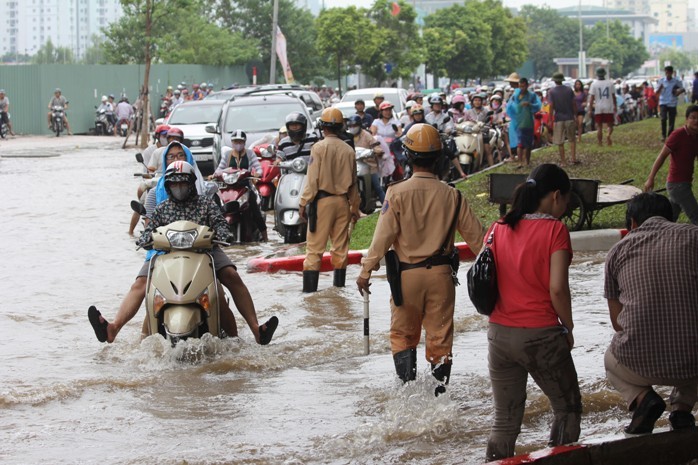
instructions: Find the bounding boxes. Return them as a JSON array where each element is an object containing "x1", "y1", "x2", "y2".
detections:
[
  {"x1": 166, "y1": 229, "x2": 198, "y2": 249},
  {"x1": 153, "y1": 288, "x2": 167, "y2": 314},
  {"x1": 291, "y1": 158, "x2": 307, "y2": 173},
  {"x1": 196, "y1": 288, "x2": 211, "y2": 312},
  {"x1": 237, "y1": 191, "x2": 250, "y2": 206},
  {"x1": 223, "y1": 171, "x2": 241, "y2": 185}
]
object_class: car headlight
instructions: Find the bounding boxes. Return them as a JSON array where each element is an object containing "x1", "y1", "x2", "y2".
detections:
[
  {"x1": 166, "y1": 229, "x2": 198, "y2": 249},
  {"x1": 223, "y1": 171, "x2": 241, "y2": 185},
  {"x1": 153, "y1": 288, "x2": 167, "y2": 314},
  {"x1": 291, "y1": 158, "x2": 307, "y2": 173}
]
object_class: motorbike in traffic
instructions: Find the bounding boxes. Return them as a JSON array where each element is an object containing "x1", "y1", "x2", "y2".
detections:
[
  {"x1": 274, "y1": 157, "x2": 308, "y2": 244},
  {"x1": 453, "y1": 120, "x2": 485, "y2": 174},
  {"x1": 355, "y1": 147, "x2": 378, "y2": 215},
  {"x1": 131, "y1": 204, "x2": 226, "y2": 345},
  {"x1": 94, "y1": 108, "x2": 114, "y2": 136},
  {"x1": 0, "y1": 111, "x2": 8, "y2": 139},
  {"x1": 212, "y1": 167, "x2": 264, "y2": 243},
  {"x1": 51, "y1": 105, "x2": 66, "y2": 137},
  {"x1": 253, "y1": 143, "x2": 281, "y2": 211},
  {"x1": 116, "y1": 117, "x2": 131, "y2": 137}
]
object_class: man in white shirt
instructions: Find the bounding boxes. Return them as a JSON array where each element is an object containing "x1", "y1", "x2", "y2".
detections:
[{"x1": 588, "y1": 68, "x2": 617, "y2": 146}]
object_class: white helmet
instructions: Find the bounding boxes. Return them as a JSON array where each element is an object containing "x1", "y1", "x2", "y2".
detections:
[{"x1": 101, "y1": 95, "x2": 108, "y2": 102}]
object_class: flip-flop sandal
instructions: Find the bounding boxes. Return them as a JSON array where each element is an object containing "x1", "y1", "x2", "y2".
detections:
[
  {"x1": 88, "y1": 306, "x2": 109, "y2": 342},
  {"x1": 259, "y1": 316, "x2": 278, "y2": 345}
]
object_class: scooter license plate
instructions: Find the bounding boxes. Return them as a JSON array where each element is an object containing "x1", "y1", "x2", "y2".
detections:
[{"x1": 193, "y1": 154, "x2": 211, "y2": 161}]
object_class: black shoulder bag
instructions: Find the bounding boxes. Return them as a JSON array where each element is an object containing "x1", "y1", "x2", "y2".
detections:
[{"x1": 467, "y1": 224, "x2": 498, "y2": 316}]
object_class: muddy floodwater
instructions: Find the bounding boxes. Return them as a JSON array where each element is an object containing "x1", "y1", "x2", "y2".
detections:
[{"x1": 0, "y1": 138, "x2": 659, "y2": 464}]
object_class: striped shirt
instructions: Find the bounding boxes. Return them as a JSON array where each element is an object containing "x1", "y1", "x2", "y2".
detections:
[
  {"x1": 277, "y1": 134, "x2": 318, "y2": 161},
  {"x1": 605, "y1": 217, "x2": 698, "y2": 379}
]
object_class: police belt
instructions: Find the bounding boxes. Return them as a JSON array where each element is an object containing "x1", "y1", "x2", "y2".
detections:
[
  {"x1": 399, "y1": 255, "x2": 453, "y2": 271},
  {"x1": 316, "y1": 190, "x2": 347, "y2": 200}
]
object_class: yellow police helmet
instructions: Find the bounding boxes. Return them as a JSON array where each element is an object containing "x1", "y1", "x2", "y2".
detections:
[
  {"x1": 319, "y1": 107, "x2": 344, "y2": 128},
  {"x1": 403, "y1": 123, "x2": 442, "y2": 157}
]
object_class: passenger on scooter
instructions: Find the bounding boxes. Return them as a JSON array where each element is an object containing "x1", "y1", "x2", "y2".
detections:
[
  {"x1": 212, "y1": 130, "x2": 268, "y2": 242},
  {"x1": 273, "y1": 125, "x2": 287, "y2": 145},
  {"x1": 403, "y1": 104, "x2": 425, "y2": 131},
  {"x1": 448, "y1": 94, "x2": 467, "y2": 123},
  {"x1": 371, "y1": 101, "x2": 403, "y2": 177},
  {"x1": 89, "y1": 157, "x2": 278, "y2": 345},
  {"x1": 354, "y1": 99, "x2": 374, "y2": 130},
  {"x1": 488, "y1": 94, "x2": 511, "y2": 159},
  {"x1": 348, "y1": 115, "x2": 386, "y2": 205},
  {"x1": 114, "y1": 96, "x2": 134, "y2": 136},
  {"x1": 96, "y1": 95, "x2": 114, "y2": 132},
  {"x1": 399, "y1": 100, "x2": 416, "y2": 127},
  {"x1": 425, "y1": 95, "x2": 454, "y2": 134},
  {"x1": 147, "y1": 127, "x2": 185, "y2": 173},
  {"x1": 0, "y1": 89, "x2": 15, "y2": 136},
  {"x1": 47, "y1": 88, "x2": 72, "y2": 135},
  {"x1": 365, "y1": 93, "x2": 385, "y2": 121},
  {"x1": 276, "y1": 112, "x2": 318, "y2": 162},
  {"x1": 129, "y1": 124, "x2": 171, "y2": 236},
  {"x1": 464, "y1": 93, "x2": 495, "y2": 167}
]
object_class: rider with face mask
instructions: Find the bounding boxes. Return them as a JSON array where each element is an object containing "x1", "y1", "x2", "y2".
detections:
[
  {"x1": 212, "y1": 130, "x2": 268, "y2": 242},
  {"x1": 89, "y1": 159, "x2": 278, "y2": 345},
  {"x1": 464, "y1": 93, "x2": 496, "y2": 167}
]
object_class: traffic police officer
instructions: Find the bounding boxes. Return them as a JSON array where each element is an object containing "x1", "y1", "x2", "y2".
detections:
[
  {"x1": 356, "y1": 123, "x2": 484, "y2": 395},
  {"x1": 299, "y1": 107, "x2": 360, "y2": 292}
]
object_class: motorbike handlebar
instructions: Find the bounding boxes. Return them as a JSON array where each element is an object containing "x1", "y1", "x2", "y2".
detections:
[{"x1": 213, "y1": 240, "x2": 231, "y2": 247}]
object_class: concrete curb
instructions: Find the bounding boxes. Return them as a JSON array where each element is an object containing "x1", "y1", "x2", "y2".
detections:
[{"x1": 246, "y1": 229, "x2": 629, "y2": 274}]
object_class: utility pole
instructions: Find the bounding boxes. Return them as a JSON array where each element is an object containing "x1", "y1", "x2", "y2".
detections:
[
  {"x1": 578, "y1": 0, "x2": 586, "y2": 79},
  {"x1": 139, "y1": 0, "x2": 153, "y2": 149},
  {"x1": 270, "y1": 0, "x2": 279, "y2": 84}
]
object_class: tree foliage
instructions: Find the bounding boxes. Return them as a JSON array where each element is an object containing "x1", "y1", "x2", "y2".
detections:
[
  {"x1": 31, "y1": 38, "x2": 75, "y2": 64},
  {"x1": 658, "y1": 49, "x2": 694, "y2": 74},
  {"x1": 362, "y1": 1, "x2": 423, "y2": 83},
  {"x1": 206, "y1": 0, "x2": 324, "y2": 84},
  {"x1": 423, "y1": 4, "x2": 493, "y2": 81},
  {"x1": 519, "y1": 6, "x2": 580, "y2": 78},
  {"x1": 585, "y1": 20, "x2": 648, "y2": 77},
  {"x1": 102, "y1": 0, "x2": 258, "y2": 66},
  {"x1": 316, "y1": 7, "x2": 374, "y2": 84}
]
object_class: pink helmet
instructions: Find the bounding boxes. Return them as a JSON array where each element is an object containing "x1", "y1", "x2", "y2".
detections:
[{"x1": 451, "y1": 94, "x2": 466, "y2": 105}]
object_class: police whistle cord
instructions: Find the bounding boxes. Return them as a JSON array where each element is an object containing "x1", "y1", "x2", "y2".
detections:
[{"x1": 362, "y1": 289, "x2": 370, "y2": 355}]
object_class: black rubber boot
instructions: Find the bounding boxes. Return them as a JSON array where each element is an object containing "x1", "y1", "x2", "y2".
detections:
[
  {"x1": 302, "y1": 270, "x2": 320, "y2": 293},
  {"x1": 431, "y1": 363, "x2": 451, "y2": 397},
  {"x1": 393, "y1": 348, "x2": 417, "y2": 383},
  {"x1": 333, "y1": 268, "x2": 346, "y2": 287}
]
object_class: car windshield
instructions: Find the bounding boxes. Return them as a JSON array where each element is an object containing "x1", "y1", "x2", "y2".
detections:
[
  {"x1": 224, "y1": 102, "x2": 305, "y2": 133},
  {"x1": 168, "y1": 104, "x2": 222, "y2": 124},
  {"x1": 343, "y1": 92, "x2": 401, "y2": 108}
]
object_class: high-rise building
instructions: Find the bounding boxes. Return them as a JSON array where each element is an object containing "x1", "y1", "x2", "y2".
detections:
[
  {"x1": 650, "y1": 0, "x2": 690, "y2": 32},
  {"x1": 0, "y1": 0, "x2": 124, "y2": 60},
  {"x1": 609, "y1": 0, "x2": 692, "y2": 32}
]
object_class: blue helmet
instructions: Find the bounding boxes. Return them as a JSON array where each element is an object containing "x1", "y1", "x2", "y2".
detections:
[{"x1": 347, "y1": 115, "x2": 362, "y2": 127}]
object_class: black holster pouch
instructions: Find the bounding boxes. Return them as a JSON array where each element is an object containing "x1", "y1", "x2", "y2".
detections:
[
  {"x1": 307, "y1": 200, "x2": 317, "y2": 233},
  {"x1": 384, "y1": 250, "x2": 403, "y2": 307},
  {"x1": 448, "y1": 247, "x2": 461, "y2": 286}
]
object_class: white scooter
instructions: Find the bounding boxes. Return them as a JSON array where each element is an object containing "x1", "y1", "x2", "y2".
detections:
[{"x1": 273, "y1": 157, "x2": 308, "y2": 244}]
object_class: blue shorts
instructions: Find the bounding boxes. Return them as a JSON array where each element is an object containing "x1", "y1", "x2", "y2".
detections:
[{"x1": 516, "y1": 127, "x2": 534, "y2": 149}]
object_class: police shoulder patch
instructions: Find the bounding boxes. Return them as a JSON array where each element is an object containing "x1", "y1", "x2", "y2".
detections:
[{"x1": 381, "y1": 199, "x2": 389, "y2": 214}]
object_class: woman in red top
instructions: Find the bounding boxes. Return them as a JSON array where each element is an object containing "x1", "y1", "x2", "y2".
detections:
[{"x1": 485, "y1": 164, "x2": 582, "y2": 462}]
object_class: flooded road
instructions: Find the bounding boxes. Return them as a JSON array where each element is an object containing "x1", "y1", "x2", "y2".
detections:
[{"x1": 0, "y1": 138, "x2": 647, "y2": 464}]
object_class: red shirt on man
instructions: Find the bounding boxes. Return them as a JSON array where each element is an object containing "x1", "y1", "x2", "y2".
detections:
[{"x1": 665, "y1": 126, "x2": 698, "y2": 183}]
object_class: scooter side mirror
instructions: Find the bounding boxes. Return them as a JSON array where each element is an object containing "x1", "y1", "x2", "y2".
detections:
[
  {"x1": 443, "y1": 116, "x2": 451, "y2": 124},
  {"x1": 130, "y1": 200, "x2": 147, "y2": 216},
  {"x1": 135, "y1": 152, "x2": 144, "y2": 163},
  {"x1": 205, "y1": 124, "x2": 218, "y2": 134},
  {"x1": 486, "y1": 110, "x2": 494, "y2": 117}
]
